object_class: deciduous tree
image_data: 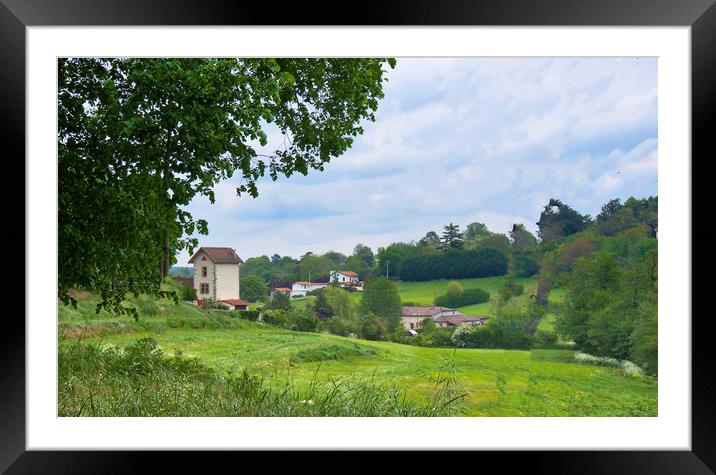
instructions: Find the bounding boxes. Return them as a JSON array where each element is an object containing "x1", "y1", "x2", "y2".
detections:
[{"x1": 59, "y1": 57, "x2": 395, "y2": 313}]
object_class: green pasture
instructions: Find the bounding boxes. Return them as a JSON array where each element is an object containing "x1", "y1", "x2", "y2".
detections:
[{"x1": 65, "y1": 320, "x2": 657, "y2": 416}]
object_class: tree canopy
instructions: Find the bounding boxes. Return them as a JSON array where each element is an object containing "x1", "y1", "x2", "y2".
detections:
[
  {"x1": 358, "y1": 277, "x2": 403, "y2": 331},
  {"x1": 240, "y1": 275, "x2": 269, "y2": 303},
  {"x1": 59, "y1": 57, "x2": 395, "y2": 312},
  {"x1": 536, "y1": 198, "x2": 592, "y2": 243}
]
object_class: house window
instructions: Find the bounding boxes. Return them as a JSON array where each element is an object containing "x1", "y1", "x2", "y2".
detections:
[
  {"x1": 200, "y1": 283, "x2": 209, "y2": 294},
  {"x1": 201, "y1": 266, "x2": 207, "y2": 277},
  {"x1": 409, "y1": 322, "x2": 414, "y2": 329}
]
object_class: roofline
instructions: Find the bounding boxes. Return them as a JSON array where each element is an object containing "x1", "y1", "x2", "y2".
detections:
[{"x1": 188, "y1": 247, "x2": 244, "y2": 264}]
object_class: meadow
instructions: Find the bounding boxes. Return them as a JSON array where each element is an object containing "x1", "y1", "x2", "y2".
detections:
[
  {"x1": 58, "y1": 277, "x2": 656, "y2": 417},
  {"x1": 291, "y1": 275, "x2": 539, "y2": 317},
  {"x1": 59, "y1": 316, "x2": 657, "y2": 417}
]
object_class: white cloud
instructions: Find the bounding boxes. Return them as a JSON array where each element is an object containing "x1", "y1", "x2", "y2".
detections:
[{"x1": 178, "y1": 57, "x2": 657, "y2": 263}]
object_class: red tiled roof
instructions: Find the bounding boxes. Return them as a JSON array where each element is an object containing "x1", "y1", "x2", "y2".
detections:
[
  {"x1": 402, "y1": 306, "x2": 456, "y2": 316},
  {"x1": 188, "y1": 247, "x2": 244, "y2": 264},
  {"x1": 338, "y1": 271, "x2": 358, "y2": 276},
  {"x1": 294, "y1": 281, "x2": 329, "y2": 286},
  {"x1": 435, "y1": 315, "x2": 485, "y2": 325},
  {"x1": 221, "y1": 299, "x2": 250, "y2": 306}
]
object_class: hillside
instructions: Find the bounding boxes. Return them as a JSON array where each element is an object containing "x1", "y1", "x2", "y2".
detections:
[{"x1": 61, "y1": 319, "x2": 656, "y2": 416}]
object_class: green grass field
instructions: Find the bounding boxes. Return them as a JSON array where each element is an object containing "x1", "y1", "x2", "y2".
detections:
[
  {"x1": 62, "y1": 316, "x2": 657, "y2": 416},
  {"x1": 291, "y1": 275, "x2": 538, "y2": 317},
  {"x1": 58, "y1": 278, "x2": 655, "y2": 416}
]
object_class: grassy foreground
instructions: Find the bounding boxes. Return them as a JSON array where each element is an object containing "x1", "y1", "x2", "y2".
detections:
[{"x1": 60, "y1": 316, "x2": 657, "y2": 417}]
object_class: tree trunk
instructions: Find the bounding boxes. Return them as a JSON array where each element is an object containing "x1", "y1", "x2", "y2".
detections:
[
  {"x1": 162, "y1": 228, "x2": 170, "y2": 280},
  {"x1": 161, "y1": 127, "x2": 174, "y2": 281}
]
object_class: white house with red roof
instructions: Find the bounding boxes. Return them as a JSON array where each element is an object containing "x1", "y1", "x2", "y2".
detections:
[
  {"x1": 290, "y1": 281, "x2": 329, "y2": 297},
  {"x1": 188, "y1": 247, "x2": 250, "y2": 309},
  {"x1": 290, "y1": 270, "x2": 363, "y2": 297},
  {"x1": 330, "y1": 270, "x2": 359, "y2": 284}
]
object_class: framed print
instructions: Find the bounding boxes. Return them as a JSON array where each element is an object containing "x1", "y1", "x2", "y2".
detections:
[{"x1": 2, "y1": 0, "x2": 714, "y2": 472}]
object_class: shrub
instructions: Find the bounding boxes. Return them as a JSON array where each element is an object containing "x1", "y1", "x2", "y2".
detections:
[
  {"x1": 573, "y1": 352, "x2": 645, "y2": 377},
  {"x1": 262, "y1": 309, "x2": 289, "y2": 327},
  {"x1": 323, "y1": 317, "x2": 360, "y2": 337},
  {"x1": 236, "y1": 310, "x2": 260, "y2": 322},
  {"x1": 181, "y1": 285, "x2": 198, "y2": 301},
  {"x1": 532, "y1": 329, "x2": 558, "y2": 349},
  {"x1": 446, "y1": 281, "x2": 464, "y2": 298},
  {"x1": 203, "y1": 298, "x2": 229, "y2": 310},
  {"x1": 290, "y1": 344, "x2": 377, "y2": 364},
  {"x1": 450, "y1": 324, "x2": 474, "y2": 348},
  {"x1": 266, "y1": 291, "x2": 292, "y2": 311},
  {"x1": 288, "y1": 308, "x2": 318, "y2": 332},
  {"x1": 359, "y1": 313, "x2": 388, "y2": 341},
  {"x1": 435, "y1": 287, "x2": 489, "y2": 307}
]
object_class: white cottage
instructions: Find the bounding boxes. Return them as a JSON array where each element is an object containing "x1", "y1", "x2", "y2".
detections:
[
  {"x1": 330, "y1": 270, "x2": 359, "y2": 284},
  {"x1": 290, "y1": 281, "x2": 329, "y2": 297},
  {"x1": 188, "y1": 247, "x2": 249, "y2": 308}
]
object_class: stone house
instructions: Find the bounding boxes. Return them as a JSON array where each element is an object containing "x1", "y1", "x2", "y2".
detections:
[{"x1": 188, "y1": 247, "x2": 245, "y2": 305}]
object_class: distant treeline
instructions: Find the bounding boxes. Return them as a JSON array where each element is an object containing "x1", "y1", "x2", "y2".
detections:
[{"x1": 398, "y1": 248, "x2": 507, "y2": 281}]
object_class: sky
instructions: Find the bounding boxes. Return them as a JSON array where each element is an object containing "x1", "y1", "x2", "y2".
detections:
[{"x1": 178, "y1": 57, "x2": 657, "y2": 265}]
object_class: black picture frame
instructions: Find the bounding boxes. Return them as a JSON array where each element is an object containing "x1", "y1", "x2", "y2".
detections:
[{"x1": 1, "y1": 0, "x2": 712, "y2": 472}]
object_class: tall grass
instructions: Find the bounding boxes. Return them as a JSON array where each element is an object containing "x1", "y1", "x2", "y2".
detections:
[{"x1": 58, "y1": 338, "x2": 466, "y2": 417}]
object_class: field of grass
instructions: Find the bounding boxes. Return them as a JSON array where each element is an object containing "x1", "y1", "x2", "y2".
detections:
[{"x1": 61, "y1": 315, "x2": 657, "y2": 417}]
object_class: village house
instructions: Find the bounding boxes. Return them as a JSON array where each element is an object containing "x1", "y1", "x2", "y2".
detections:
[
  {"x1": 330, "y1": 270, "x2": 359, "y2": 284},
  {"x1": 270, "y1": 287, "x2": 291, "y2": 298},
  {"x1": 290, "y1": 281, "x2": 329, "y2": 297},
  {"x1": 188, "y1": 247, "x2": 250, "y2": 310},
  {"x1": 401, "y1": 306, "x2": 486, "y2": 330},
  {"x1": 290, "y1": 270, "x2": 363, "y2": 297},
  {"x1": 434, "y1": 314, "x2": 487, "y2": 328}
]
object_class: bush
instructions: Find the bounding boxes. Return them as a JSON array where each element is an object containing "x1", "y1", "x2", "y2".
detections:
[
  {"x1": 236, "y1": 310, "x2": 260, "y2": 322},
  {"x1": 449, "y1": 303, "x2": 535, "y2": 349},
  {"x1": 359, "y1": 313, "x2": 388, "y2": 341},
  {"x1": 323, "y1": 317, "x2": 360, "y2": 337},
  {"x1": 262, "y1": 309, "x2": 289, "y2": 327},
  {"x1": 266, "y1": 291, "x2": 292, "y2": 311},
  {"x1": 203, "y1": 298, "x2": 229, "y2": 310},
  {"x1": 435, "y1": 287, "x2": 489, "y2": 307},
  {"x1": 532, "y1": 329, "x2": 558, "y2": 348},
  {"x1": 181, "y1": 285, "x2": 198, "y2": 301},
  {"x1": 398, "y1": 248, "x2": 507, "y2": 281},
  {"x1": 288, "y1": 308, "x2": 318, "y2": 332}
]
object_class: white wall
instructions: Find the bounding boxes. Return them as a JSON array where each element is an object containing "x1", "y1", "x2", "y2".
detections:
[
  {"x1": 193, "y1": 251, "x2": 215, "y2": 299},
  {"x1": 215, "y1": 263, "x2": 241, "y2": 301}
]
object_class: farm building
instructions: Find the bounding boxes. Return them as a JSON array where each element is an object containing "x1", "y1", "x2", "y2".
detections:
[
  {"x1": 290, "y1": 281, "x2": 329, "y2": 297},
  {"x1": 270, "y1": 287, "x2": 291, "y2": 298},
  {"x1": 330, "y1": 270, "x2": 359, "y2": 284},
  {"x1": 434, "y1": 314, "x2": 487, "y2": 328},
  {"x1": 290, "y1": 270, "x2": 363, "y2": 297},
  {"x1": 218, "y1": 299, "x2": 250, "y2": 310},
  {"x1": 401, "y1": 306, "x2": 485, "y2": 330},
  {"x1": 188, "y1": 246, "x2": 244, "y2": 303}
]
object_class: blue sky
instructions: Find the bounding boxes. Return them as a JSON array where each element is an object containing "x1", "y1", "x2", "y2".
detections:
[{"x1": 178, "y1": 57, "x2": 657, "y2": 264}]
